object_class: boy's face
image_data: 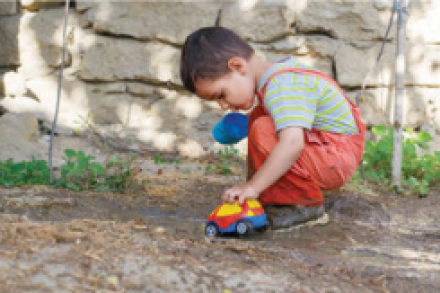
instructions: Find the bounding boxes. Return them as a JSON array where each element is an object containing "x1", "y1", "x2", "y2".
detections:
[{"x1": 195, "y1": 57, "x2": 255, "y2": 111}]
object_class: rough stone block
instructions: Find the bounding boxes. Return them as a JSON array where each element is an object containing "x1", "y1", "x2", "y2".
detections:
[
  {"x1": 2, "y1": 71, "x2": 27, "y2": 97},
  {"x1": 335, "y1": 42, "x2": 440, "y2": 87},
  {"x1": 17, "y1": 9, "x2": 84, "y2": 78},
  {"x1": 295, "y1": 0, "x2": 393, "y2": 41},
  {"x1": 0, "y1": 1, "x2": 17, "y2": 16},
  {"x1": 0, "y1": 113, "x2": 39, "y2": 147},
  {"x1": 79, "y1": 36, "x2": 181, "y2": 85},
  {"x1": 86, "y1": 2, "x2": 220, "y2": 44},
  {"x1": 407, "y1": 0, "x2": 440, "y2": 43},
  {"x1": 0, "y1": 16, "x2": 20, "y2": 67},
  {"x1": 346, "y1": 86, "x2": 440, "y2": 132},
  {"x1": 76, "y1": 0, "x2": 95, "y2": 12},
  {"x1": 221, "y1": 2, "x2": 294, "y2": 42},
  {"x1": 264, "y1": 35, "x2": 340, "y2": 58}
]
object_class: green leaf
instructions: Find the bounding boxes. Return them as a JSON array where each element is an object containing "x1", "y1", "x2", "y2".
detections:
[
  {"x1": 11, "y1": 162, "x2": 26, "y2": 173},
  {"x1": 110, "y1": 155, "x2": 117, "y2": 163},
  {"x1": 372, "y1": 125, "x2": 388, "y2": 136},
  {"x1": 419, "y1": 180, "x2": 429, "y2": 194},
  {"x1": 64, "y1": 149, "x2": 76, "y2": 159},
  {"x1": 90, "y1": 163, "x2": 106, "y2": 176},
  {"x1": 69, "y1": 168, "x2": 81, "y2": 176},
  {"x1": 417, "y1": 131, "x2": 432, "y2": 143},
  {"x1": 404, "y1": 127, "x2": 414, "y2": 135},
  {"x1": 407, "y1": 177, "x2": 418, "y2": 188},
  {"x1": 416, "y1": 142, "x2": 429, "y2": 150},
  {"x1": 66, "y1": 182, "x2": 81, "y2": 191}
]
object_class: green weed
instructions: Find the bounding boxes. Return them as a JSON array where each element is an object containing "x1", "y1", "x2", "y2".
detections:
[
  {"x1": 153, "y1": 154, "x2": 169, "y2": 164},
  {"x1": 153, "y1": 154, "x2": 181, "y2": 165},
  {"x1": 209, "y1": 146, "x2": 241, "y2": 175},
  {"x1": 0, "y1": 158, "x2": 50, "y2": 187},
  {"x1": 361, "y1": 125, "x2": 440, "y2": 195},
  {"x1": 0, "y1": 149, "x2": 140, "y2": 194}
]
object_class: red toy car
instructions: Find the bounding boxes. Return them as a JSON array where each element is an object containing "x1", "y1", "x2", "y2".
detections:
[{"x1": 205, "y1": 199, "x2": 267, "y2": 237}]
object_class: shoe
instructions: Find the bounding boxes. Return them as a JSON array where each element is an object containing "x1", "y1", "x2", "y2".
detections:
[{"x1": 264, "y1": 205, "x2": 329, "y2": 232}]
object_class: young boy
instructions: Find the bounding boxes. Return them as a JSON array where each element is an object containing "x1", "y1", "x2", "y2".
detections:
[{"x1": 180, "y1": 27, "x2": 366, "y2": 231}]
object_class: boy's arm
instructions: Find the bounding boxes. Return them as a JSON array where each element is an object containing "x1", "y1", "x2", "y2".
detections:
[{"x1": 248, "y1": 126, "x2": 304, "y2": 195}]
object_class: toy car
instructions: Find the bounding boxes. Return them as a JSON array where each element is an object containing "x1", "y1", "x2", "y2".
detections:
[{"x1": 205, "y1": 199, "x2": 267, "y2": 237}]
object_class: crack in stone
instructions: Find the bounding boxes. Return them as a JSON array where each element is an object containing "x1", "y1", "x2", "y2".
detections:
[
  {"x1": 0, "y1": 106, "x2": 7, "y2": 116},
  {"x1": 250, "y1": 33, "x2": 294, "y2": 45},
  {"x1": 296, "y1": 28, "x2": 337, "y2": 39},
  {"x1": 75, "y1": 78, "x2": 187, "y2": 96},
  {"x1": 215, "y1": 8, "x2": 222, "y2": 27},
  {"x1": 0, "y1": 66, "x2": 18, "y2": 71},
  {"x1": 93, "y1": 30, "x2": 181, "y2": 49},
  {"x1": 331, "y1": 56, "x2": 338, "y2": 82}
]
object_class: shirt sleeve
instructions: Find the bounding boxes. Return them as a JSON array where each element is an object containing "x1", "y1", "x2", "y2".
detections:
[{"x1": 263, "y1": 74, "x2": 318, "y2": 132}]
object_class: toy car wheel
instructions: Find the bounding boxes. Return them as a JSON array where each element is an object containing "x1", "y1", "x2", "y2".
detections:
[
  {"x1": 236, "y1": 220, "x2": 252, "y2": 236},
  {"x1": 205, "y1": 223, "x2": 219, "y2": 237}
]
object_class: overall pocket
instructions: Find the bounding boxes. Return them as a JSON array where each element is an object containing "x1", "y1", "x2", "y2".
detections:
[{"x1": 304, "y1": 129, "x2": 329, "y2": 146}]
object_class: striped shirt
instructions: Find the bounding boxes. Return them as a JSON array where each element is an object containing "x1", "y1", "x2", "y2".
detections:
[{"x1": 257, "y1": 57, "x2": 358, "y2": 135}]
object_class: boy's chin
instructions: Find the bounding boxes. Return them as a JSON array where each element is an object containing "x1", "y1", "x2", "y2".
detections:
[
  {"x1": 233, "y1": 106, "x2": 250, "y2": 111},
  {"x1": 231, "y1": 101, "x2": 253, "y2": 111},
  {"x1": 243, "y1": 102, "x2": 254, "y2": 110}
]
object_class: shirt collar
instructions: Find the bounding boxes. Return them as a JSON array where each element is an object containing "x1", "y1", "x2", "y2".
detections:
[{"x1": 257, "y1": 56, "x2": 296, "y2": 91}]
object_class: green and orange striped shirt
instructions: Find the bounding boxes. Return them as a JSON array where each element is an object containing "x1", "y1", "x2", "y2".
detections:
[{"x1": 257, "y1": 56, "x2": 358, "y2": 135}]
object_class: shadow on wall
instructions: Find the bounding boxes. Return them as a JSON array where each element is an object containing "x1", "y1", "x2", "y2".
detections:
[
  {"x1": 2, "y1": 0, "x2": 439, "y2": 157},
  {"x1": 352, "y1": 0, "x2": 440, "y2": 135},
  {"x1": 0, "y1": 1, "x2": 20, "y2": 98},
  {"x1": 9, "y1": 0, "x2": 226, "y2": 156}
]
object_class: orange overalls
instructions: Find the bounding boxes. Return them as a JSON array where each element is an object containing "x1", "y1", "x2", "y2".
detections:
[{"x1": 248, "y1": 68, "x2": 366, "y2": 207}]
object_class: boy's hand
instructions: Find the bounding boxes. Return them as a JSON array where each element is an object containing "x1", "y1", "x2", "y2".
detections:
[{"x1": 222, "y1": 183, "x2": 258, "y2": 205}]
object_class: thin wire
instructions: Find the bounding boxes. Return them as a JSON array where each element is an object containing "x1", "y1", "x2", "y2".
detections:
[
  {"x1": 356, "y1": 0, "x2": 399, "y2": 181},
  {"x1": 49, "y1": 0, "x2": 70, "y2": 183},
  {"x1": 356, "y1": 0, "x2": 398, "y2": 107}
]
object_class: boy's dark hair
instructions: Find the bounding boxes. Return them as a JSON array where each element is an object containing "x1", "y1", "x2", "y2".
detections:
[{"x1": 180, "y1": 27, "x2": 254, "y2": 93}]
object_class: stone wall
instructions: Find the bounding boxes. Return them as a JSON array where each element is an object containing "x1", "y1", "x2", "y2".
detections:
[{"x1": 1, "y1": 0, "x2": 440, "y2": 157}]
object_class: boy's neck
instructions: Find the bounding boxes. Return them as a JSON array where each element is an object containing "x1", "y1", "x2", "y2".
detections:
[{"x1": 249, "y1": 54, "x2": 274, "y2": 91}]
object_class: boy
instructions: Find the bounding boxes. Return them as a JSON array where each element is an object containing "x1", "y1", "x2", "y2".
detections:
[{"x1": 180, "y1": 27, "x2": 366, "y2": 231}]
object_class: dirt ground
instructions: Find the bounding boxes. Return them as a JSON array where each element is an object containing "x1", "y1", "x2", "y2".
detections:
[{"x1": 0, "y1": 154, "x2": 439, "y2": 292}]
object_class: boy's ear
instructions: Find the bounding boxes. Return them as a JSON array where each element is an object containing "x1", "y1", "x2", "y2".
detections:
[{"x1": 227, "y1": 57, "x2": 247, "y2": 75}]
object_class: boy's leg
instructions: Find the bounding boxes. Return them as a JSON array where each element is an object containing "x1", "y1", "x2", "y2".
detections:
[
  {"x1": 248, "y1": 115, "x2": 323, "y2": 207},
  {"x1": 248, "y1": 114, "x2": 328, "y2": 230}
]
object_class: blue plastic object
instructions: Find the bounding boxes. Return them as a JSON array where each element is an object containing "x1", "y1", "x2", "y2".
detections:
[{"x1": 212, "y1": 112, "x2": 249, "y2": 144}]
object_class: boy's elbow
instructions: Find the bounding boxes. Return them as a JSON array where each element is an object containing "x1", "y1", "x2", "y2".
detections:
[{"x1": 278, "y1": 126, "x2": 305, "y2": 150}]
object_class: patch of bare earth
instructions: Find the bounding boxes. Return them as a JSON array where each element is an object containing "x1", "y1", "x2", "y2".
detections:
[{"x1": 0, "y1": 168, "x2": 439, "y2": 292}]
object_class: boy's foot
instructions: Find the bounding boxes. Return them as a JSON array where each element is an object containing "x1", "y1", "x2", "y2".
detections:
[{"x1": 264, "y1": 205, "x2": 329, "y2": 232}]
